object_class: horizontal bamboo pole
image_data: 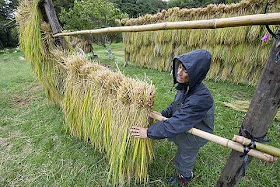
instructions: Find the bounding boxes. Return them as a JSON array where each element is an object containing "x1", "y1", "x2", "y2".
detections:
[
  {"x1": 149, "y1": 111, "x2": 278, "y2": 163},
  {"x1": 233, "y1": 135, "x2": 280, "y2": 157},
  {"x1": 53, "y1": 13, "x2": 280, "y2": 37}
]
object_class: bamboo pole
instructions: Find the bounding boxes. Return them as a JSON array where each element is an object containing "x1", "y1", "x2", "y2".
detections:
[
  {"x1": 53, "y1": 13, "x2": 280, "y2": 37},
  {"x1": 149, "y1": 111, "x2": 278, "y2": 163},
  {"x1": 233, "y1": 135, "x2": 280, "y2": 157}
]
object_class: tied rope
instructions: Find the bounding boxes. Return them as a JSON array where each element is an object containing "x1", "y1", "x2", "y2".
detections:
[{"x1": 238, "y1": 124, "x2": 270, "y2": 176}]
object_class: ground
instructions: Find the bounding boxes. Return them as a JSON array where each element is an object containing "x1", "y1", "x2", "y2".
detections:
[{"x1": 0, "y1": 44, "x2": 279, "y2": 186}]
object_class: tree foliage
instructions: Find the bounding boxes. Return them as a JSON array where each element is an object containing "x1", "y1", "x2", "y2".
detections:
[
  {"x1": 60, "y1": 0, "x2": 127, "y2": 58},
  {"x1": 60, "y1": 0, "x2": 126, "y2": 31},
  {"x1": 109, "y1": 0, "x2": 167, "y2": 18},
  {"x1": 53, "y1": 0, "x2": 75, "y2": 16},
  {"x1": 0, "y1": 0, "x2": 18, "y2": 49}
]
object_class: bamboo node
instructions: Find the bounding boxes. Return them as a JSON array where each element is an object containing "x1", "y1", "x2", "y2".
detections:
[
  {"x1": 214, "y1": 19, "x2": 217, "y2": 29},
  {"x1": 164, "y1": 23, "x2": 168, "y2": 30}
]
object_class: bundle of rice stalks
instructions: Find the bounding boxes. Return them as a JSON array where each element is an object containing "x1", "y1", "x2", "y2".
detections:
[
  {"x1": 16, "y1": 0, "x2": 67, "y2": 105},
  {"x1": 121, "y1": 0, "x2": 277, "y2": 26},
  {"x1": 17, "y1": 1, "x2": 157, "y2": 185},
  {"x1": 107, "y1": 77, "x2": 155, "y2": 185},
  {"x1": 70, "y1": 37, "x2": 92, "y2": 53},
  {"x1": 62, "y1": 54, "x2": 156, "y2": 185},
  {"x1": 16, "y1": 0, "x2": 44, "y2": 79}
]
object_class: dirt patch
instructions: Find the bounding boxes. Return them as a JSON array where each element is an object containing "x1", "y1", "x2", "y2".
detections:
[
  {"x1": 22, "y1": 139, "x2": 32, "y2": 155},
  {"x1": 11, "y1": 85, "x2": 42, "y2": 108},
  {"x1": 10, "y1": 131, "x2": 20, "y2": 138},
  {"x1": 25, "y1": 84, "x2": 42, "y2": 93},
  {"x1": 0, "y1": 131, "x2": 32, "y2": 155},
  {"x1": 11, "y1": 97, "x2": 31, "y2": 107},
  {"x1": 0, "y1": 137, "x2": 13, "y2": 151},
  {"x1": 0, "y1": 137, "x2": 8, "y2": 146}
]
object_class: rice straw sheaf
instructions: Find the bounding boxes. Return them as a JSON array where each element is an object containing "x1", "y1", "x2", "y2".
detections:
[
  {"x1": 122, "y1": 0, "x2": 279, "y2": 85},
  {"x1": 63, "y1": 56, "x2": 156, "y2": 185},
  {"x1": 16, "y1": 0, "x2": 67, "y2": 104},
  {"x1": 17, "y1": 0, "x2": 157, "y2": 185}
]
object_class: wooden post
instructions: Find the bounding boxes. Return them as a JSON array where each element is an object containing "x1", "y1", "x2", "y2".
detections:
[
  {"x1": 39, "y1": 0, "x2": 66, "y2": 49},
  {"x1": 217, "y1": 30, "x2": 280, "y2": 186}
]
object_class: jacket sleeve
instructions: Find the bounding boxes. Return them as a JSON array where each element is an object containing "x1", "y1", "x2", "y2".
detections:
[
  {"x1": 161, "y1": 91, "x2": 180, "y2": 118},
  {"x1": 161, "y1": 102, "x2": 174, "y2": 118},
  {"x1": 147, "y1": 94, "x2": 213, "y2": 139}
]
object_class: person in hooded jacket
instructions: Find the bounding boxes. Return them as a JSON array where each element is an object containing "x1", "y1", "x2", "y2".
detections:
[{"x1": 130, "y1": 49, "x2": 215, "y2": 186}]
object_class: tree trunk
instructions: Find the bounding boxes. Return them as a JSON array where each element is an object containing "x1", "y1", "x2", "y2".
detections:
[
  {"x1": 40, "y1": 0, "x2": 66, "y2": 49},
  {"x1": 124, "y1": 61, "x2": 128, "y2": 67},
  {"x1": 217, "y1": 31, "x2": 280, "y2": 187},
  {"x1": 106, "y1": 40, "x2": 113, "y2": 60}
]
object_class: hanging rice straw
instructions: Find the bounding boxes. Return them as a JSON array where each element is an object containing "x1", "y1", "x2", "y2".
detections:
[{"x1": 120, "y1": 0, "x2": 279, "y2": 85}]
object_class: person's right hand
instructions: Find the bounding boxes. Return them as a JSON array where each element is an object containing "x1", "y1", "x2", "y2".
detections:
[{"x1": 130, "y1": 126, "x2": 148, "y2": 139}]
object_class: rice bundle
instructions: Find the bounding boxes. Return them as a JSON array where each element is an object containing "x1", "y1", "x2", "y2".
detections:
[
  {"x1": 17, "y1": 0, "x2": 156, "y2": 185},
  {"x1": 63, "y1": 55, "x2": 155, "y2": 185},
  {"x1": 122, "y1": 0, "x2": 280, "y2": 85},
  {"x1": 16, "y1": 0, "x2": 67, "y2": 104}
]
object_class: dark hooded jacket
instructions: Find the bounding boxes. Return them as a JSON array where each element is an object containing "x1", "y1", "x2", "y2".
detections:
[{"x1": 147, "y1": 50, "x2": 214, "y2": 142}]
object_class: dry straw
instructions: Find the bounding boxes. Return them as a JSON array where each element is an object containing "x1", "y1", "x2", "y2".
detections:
[
  {"x1": 62, "y1": 55, "x2": 156, "y2": 185},
  {"x1": 17, "y1": 0, "x2": 156, "y2": 185},
  {"x1": 122, "y1": 0, "x2": 280, "y2": 85},
  {"x1": 16, "y1": 0, "x2": 67, "y2": 104},
  {"x1": 223, "y1": 100, "x2": 280, "y2": 120}
]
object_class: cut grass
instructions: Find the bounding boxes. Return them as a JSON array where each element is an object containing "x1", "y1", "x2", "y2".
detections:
[{"x1": 1, "y1": 45, "x2": 279, "y2": 186}]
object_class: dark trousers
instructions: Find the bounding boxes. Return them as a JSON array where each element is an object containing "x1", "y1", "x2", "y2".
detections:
[{"x1": 169, "y1": 132, "x2": 205, "y2": 178}]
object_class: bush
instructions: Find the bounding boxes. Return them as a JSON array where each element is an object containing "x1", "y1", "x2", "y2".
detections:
[{"x1": 0, "y1": 27, "x2": 18, "y2": 49}]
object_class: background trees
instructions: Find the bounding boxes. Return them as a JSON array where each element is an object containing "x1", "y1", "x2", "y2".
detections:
[
  {"x1": 0, "y1": 0, "x2": 18, "y2": 49},
  {"x1": 109, "y1": 0, "x2": 167, "y2": 18},
  {"x1": 53, "y1": 0, "x2": 75, "y2": 17},
  {"x1": 0, "y1": 0, "x2": 243, "y2": 50},
  {"x1": 59, "y1": 0, "x2": 127, "y2": 59}
]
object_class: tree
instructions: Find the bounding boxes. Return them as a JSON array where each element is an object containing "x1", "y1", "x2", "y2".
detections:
[
  {"x1": 109, "y1": 0, "x2": 167, "y2": 18},
  {"x1": 217, "y1": 29, "x2": 280, "y2": 186},
  {"x1": 53, "y1": 0, "x2": 75, "y2": 18},
  {"x1": 0, "y1": 0, "x2": 18, "y2": 49},
  {"x1": 59, "y1": 0, "x2": 127, "y2": 60}
]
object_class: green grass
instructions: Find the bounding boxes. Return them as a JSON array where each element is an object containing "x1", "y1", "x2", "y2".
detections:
[{"x1": 1, "y1": 45, "x2": 279, "y2": 186}]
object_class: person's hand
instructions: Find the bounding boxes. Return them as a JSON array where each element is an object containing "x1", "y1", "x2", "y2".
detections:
[
  {"x1": 130, "y1": 126, "x2": 148, "y2": 139},
  {"x1": 152, "y1": 111, "x2": 162, "y2": 116}
]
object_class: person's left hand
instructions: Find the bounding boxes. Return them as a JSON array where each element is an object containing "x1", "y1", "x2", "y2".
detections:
[{"x1": 130, "y1": 126, "x2": 148, "y2": 139}]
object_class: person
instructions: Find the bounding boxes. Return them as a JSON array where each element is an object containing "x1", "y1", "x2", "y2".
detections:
[{"x1": 130, "y1": 49, "x2": 215, "y2": 186}]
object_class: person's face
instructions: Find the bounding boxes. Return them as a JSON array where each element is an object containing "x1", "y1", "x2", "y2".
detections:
[{"x1": 177, "y1": 63, "x2": 189, "y2": 84}]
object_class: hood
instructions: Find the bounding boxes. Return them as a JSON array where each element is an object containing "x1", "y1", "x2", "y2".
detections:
[{"x1": 173, "y1": 49, "x2": 212, "y2": 88}]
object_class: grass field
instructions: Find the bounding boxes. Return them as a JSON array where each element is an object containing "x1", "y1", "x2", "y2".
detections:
[{"x1": 0, "y1": 44, "x2": 279, "y2": 186}]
